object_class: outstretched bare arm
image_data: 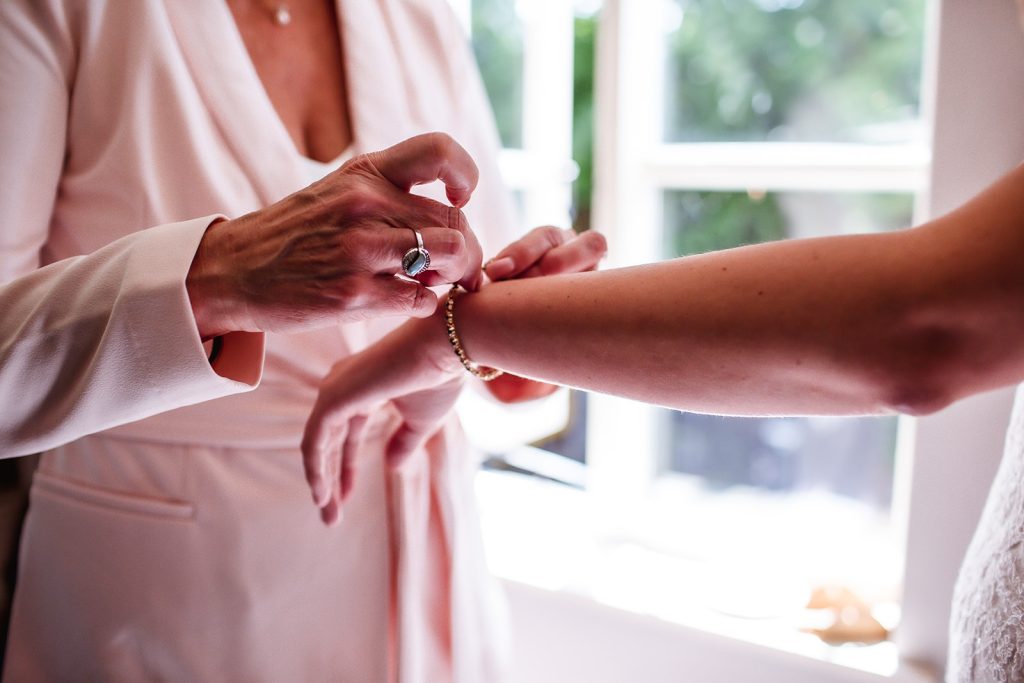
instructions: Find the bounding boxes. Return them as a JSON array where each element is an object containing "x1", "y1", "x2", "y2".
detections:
[{"x1": 303, "y1": 163, "x2": 1024, "y2": 520}]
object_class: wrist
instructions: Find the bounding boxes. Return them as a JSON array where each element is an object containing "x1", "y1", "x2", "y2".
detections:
[
  {"x1": 186, "y1": 218, "x2": 251, "y2": 339},
  {"x1": 424, "y1": 293, "x2": 465, "y2": 376},
  {"x1": 441, "y1": 285, "x2": 502, "y2": 381}
]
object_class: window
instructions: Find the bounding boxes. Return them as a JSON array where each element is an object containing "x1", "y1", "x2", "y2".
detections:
[
  {"x1": 464, "y1": 0, "x2": 578, "y2": 229},
  {"x1": 455, "y1": 0, "x2": 582, "y2": 455},
  {"x1": 587, "y1": 0, "x2": 929, "y2": 630},
  {"x1": 451, "y1": 1, "x2": 997, "y2": 681}
]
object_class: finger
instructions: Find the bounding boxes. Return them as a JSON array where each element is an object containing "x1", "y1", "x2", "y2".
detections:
[
  {"x1": 484, "y1": 226, "x2": 574, "y2": 281},
  {"x1": 321, "y1": 497, "x2": 342, "y2": 526},
  {"x1": 449, "y1": 206, "x2": 484, "y2": 291},
  {"x1": 301, "y1": 407, "x2": 337, "y2": 507},
  {"x1": 320, "y1": 424, "x2": 347, "y2": 526},
  {"x1": 519, "y1": 230, "x2": 608, "y2": 279},
  {"x1": 340, "y1": 415, "x2": 368, "y2": 502},
  {"x1": 365, "y1": 226, "x2": 471, "y2": 285},
  {"x1": 367, "y1": 133, "x2": 479, "y2": 208},
  {"x1": 384, "y1": 189, "x2": 484, "y2": 289},
  {"x1": 348, "y1": 275, "x2": 438, "y2": 319}
]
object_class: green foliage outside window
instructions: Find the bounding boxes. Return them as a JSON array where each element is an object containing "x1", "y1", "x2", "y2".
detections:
[
  {"x1": 471, "y1": 0, "x2": 925, "y2": 241},
  {"x1": 572, "y1": 13, "x2": 598, "y2": 232},
  {"x1": 471, "y1": 0, "x2": 524, "y2": 149},
  {"x1": 664, "y1": 0, "x2": 926, "y2": 143}
]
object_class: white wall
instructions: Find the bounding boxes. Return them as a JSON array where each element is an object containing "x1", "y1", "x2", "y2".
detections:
[
  {"x1": 896, "y1": 0, "x2": 1024, "y2": 674},
  {"x1": 502, "y1": 580, "x2": 932, "y2": 683},
  {"x1": 500, "y1": 1, "x2": 1024, "y2": 681}
]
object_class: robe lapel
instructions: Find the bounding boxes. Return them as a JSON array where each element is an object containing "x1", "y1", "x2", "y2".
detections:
[
  {"x1": 338, "y1": 0, "x2": 423, "y2": 154},
  {"x1": 164, "y1": 1, "x2": 436, "y2": 205},
  {"x1": 162, "y1": 2, "x2": 304, "y2": 206}
]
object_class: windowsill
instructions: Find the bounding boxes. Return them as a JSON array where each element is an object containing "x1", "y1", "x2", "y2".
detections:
[{"x1": 476, "y1": 463, "x2": 938, "y2": 683}]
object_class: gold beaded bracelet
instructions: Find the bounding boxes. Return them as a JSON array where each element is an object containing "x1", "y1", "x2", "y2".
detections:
[{"x1": 444, "y1": 285, "x2": 503, "y2": 381}]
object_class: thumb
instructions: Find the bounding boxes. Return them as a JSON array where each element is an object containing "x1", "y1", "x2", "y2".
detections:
[{"x1": 369, "y1": 132, "x2": 478, "y2": 208}]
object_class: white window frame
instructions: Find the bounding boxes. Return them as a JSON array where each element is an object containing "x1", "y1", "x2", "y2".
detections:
[
  {"x1": 454, "y1": 0, "x2": 579, "y2": 450},
  {"x1": 462, "y1": 0, "x2": 1024, "y2": 681},
  {"x1": 454, "y1": 0, "x2": 579, "y2": 229},
  {"x1": 587, "y1": 0, "x2": 930, "y2": 555}
]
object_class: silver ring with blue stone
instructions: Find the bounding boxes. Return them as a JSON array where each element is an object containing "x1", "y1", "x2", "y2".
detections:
[{"x1": 401, "y1": 228, "x2": 431, "y2": 277}]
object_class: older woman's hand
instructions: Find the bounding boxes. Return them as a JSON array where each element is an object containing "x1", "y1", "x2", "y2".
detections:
[
  {"x1": 186, "y1": 132, "x2": 485, "y2": 339},
  {"x1": 301, "y1": 226, "x2": 608, "y2": 524}
]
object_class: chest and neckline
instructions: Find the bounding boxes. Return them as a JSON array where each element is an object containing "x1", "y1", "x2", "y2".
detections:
[{"x1": 224, "y1": 0, "x2": 353, "y2": 167}]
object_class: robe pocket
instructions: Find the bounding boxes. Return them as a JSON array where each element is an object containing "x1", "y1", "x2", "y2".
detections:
[{"x1": 32, "y1": 471, "x2": 196, "y2": 520}]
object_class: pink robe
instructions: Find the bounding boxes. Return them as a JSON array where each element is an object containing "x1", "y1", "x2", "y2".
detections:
[{"x1": 0, "y1": 1, "x2": 517, "y2": 680}]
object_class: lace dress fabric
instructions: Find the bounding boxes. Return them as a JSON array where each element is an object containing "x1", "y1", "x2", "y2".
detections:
[{"x1": 949, "y1": 386, "x2": 1024, "y2": 682}]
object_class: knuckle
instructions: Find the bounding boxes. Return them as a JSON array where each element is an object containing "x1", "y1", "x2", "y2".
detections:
[
  {"x1": 341, "y1": 186, "x2": 385, "y2": 219},
  {"x1": 338, "y1": 153, "x2": 369, "y2": 175},
  {"x1": 583, "y1": 230, "x2": 608, "y2": 254},
  {"x1": 331, "y1": 276, "x2": 368, "y2": 308},
  {"x1": 387, "y1": 282, "x2": 429, "y2": 314},
  {"x1": 524, "y1": 225, "x2": 547, "y2": 240},
  {"x1": 407, "y1": 284, "x2": 430, "y2": 313},
  {"x1": 448, "y1": 206, "x2": 468, "y2": 232},
  {"x1": 433, "y1": 230, "x2": 466, "y2": 258},
  {"x1": 329, "y1": 155, "x2": 381, "y2": 191},
  {"x1": 539, "y1": 226, "x2": 565, "y2": 248},
  {"x1": 538, "y1": 254, "x2": 566, "y2": 276},
  {"x1": 429, "y1": 131, "x2": 456, "y2": 155},
  {"x1": 330, "y1": 233, "x2": 366, "y2": 271},
  {"x1": 407, "y1": 195, "x2": 449, "y2": 227}
]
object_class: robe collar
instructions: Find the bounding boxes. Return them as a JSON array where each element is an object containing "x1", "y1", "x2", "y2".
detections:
[{"x1": 163, "y1": 0, "x2": 422, "y2": 206}]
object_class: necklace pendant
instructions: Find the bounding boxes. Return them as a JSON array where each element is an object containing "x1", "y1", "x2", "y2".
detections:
[{"x1": 274, "y1": 5, "x2": 292, "y2": 26}]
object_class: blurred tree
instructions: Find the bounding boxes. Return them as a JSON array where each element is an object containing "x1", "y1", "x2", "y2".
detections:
[
  {"x1": 469, "y1": 0, "x2": 925, "y2": 240},
  {"x1": 657, "y1": 0, "x2": 924, "y2": 255},
  {"x1": 572, "y1": 12, "x2": 598, "y2": 232},
  {"x1": 471, "y1": 0, "x2": 524, "y2": 149},
  {"x1": 468, "y1": 0, "x2": 924, "y2": 498},
  {"x1": 664, "y1": 191, "x2": 785, "y2": 255},
  {"x1": 664, "y1": 0, "x2": 926, "y2": 143}
]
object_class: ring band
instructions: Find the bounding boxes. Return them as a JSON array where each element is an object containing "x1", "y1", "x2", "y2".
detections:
[{"x1": 402, "y1": 229, "x2": 431, "y2": 277}]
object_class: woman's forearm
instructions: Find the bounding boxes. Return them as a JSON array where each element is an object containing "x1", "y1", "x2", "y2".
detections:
[
  {"x1": 453, "y1": 167, "x2": 1024, "y2": 417},
  {"x1": 303, "y1": 165, "x2": 1024, "y2": 510},
  {"x1": 456, "y1": 236, "x2": 914, "y2": 415}
]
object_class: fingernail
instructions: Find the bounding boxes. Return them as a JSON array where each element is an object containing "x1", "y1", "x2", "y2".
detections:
[
  {"x1": 321, "y1": 507, "x2": 343, "y2": 527},
  {"x1": 486, "y1": 257, "x2": 515, "y2": 280},
  {"x1": 312, "y1": 479, "x2": 329, "y2": 507}
]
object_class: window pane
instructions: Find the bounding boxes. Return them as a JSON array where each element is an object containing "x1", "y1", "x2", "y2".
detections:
[
  {"x1": 664, "y1": 190, "x2": 913, "y2": 255},
  {"x1": 665, "y1": 413, "x2": 898, "y2": 508},
  {"x1": 664, "y1": 0, "x2": 927, "y2": 143},
  {"x1": 534, "y1": 390, "x2": 588, "y2": 463},
  {"x1": 645, "y1": 189, "x2": 913, "y2": 606},
  {"x1": 572, "y1": 7, "x2": 599, "y2": 231},
  {"x1": 471, "y1": 0, "x2": 525, "y2": 148},
  {"x1": 661, "y1": 189, "x2": 912, "y2": 513}
]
